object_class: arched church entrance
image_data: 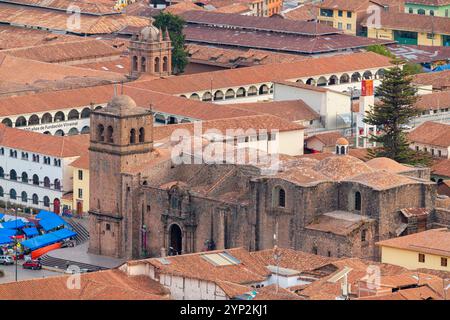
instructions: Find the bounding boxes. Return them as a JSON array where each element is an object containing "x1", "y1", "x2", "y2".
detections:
[{"x1": 169, "y1": 224, "x2": 182, "y2": 255}]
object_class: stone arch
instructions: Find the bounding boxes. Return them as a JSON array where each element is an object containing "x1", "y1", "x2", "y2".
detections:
[
  {"x1": 363, "y1": 70, "x2": 373, "y2": 80},
  {"x1": 306, "y1": 78, "x2": 316, "y2": 85},
  {"x1": 296, "y1": 79, "x2": 304, "y2": 84},
  {"x1": 259, "y1": 84, "x2": 269, "y2": 95},
  {"x1": 28, "y1": 114, "x2": 40, "y2": 126},
  {"x1": 225, "y1": 89, "x2": 235, "y2": 100},
  {"x1": 351, "y1": 72, "x2": 361, "y2": 82},
  {"x1": 54, "y1": 111, "x2": 65, "y2": 122},
  {"x1": 68, "y1": 127, "x2": 79, "y2": 136},
  {"x1": 68, "y1": 109, "x2": 79, "y2": 120},
  {"x1": 97, "y1": 124, "x2": 104, "y2": 141},
  {"x1": 139, "y1": 127, "x2": 145, "y2": 143},
  {"x1": 130, "y1": 128, "x2": 136, "y2": 144},
  {"x1": 81, "y1": 107, "x2": 91, "y2": 118},
  {"x1": 43, "y1": 131, "x2": 51, "y2": 135},
  {"x1": 1, "y1": 118, "x2": 12, "y2": 127},
  {"x1": 248, "y1": 85, "x2": 258, "y2": 96},
  {"x1": 213, "y1": 90, "x2": 224, "y2": 101},
  {"x1": 106, "y1": 126, "x2": 114, "y2": 143},
  {"x1": 154, "y1": 57, "x2": 160, "y2": 73},
  {"x1": 81, "y1": 126, "x2": 90, "y2": 134},
  {"x1": 328, "y1": 75, "x2": 339, "y2": 85},
  {"x1": 340, "y1": 73, "x2": 350, "y2": 84},
  {"x1": 15, "y1": 116, "x2": 27, "y2": 127},
  {"x1": 42, "y1": 113, "x2": 53, "y2": 124},
  {"x1": 317, "y1": 76, "x2": 328, "y2": 87},
  {"x1": 236, "y1": 87, "x2": 246, "y2": 98},
  {"x1": 375, "y1": 69, "x2": 385, "y2": 79},
  {"x1": 189, "y1": 93, "x2": 200, "y2": 100},
  {"x1": 55, "y1": 129, "x2": 64, "y2": 136},
  {"x1": 169, "y1": 223, "x2": 183, "y2": 255},
  {"x1": 202, "y1": 92, "x2": 212, "y2": 102}
]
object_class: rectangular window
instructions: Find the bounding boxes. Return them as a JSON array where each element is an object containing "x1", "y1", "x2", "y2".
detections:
[
  {"x1": 415, "y1": 146, "x2": 419, "y2": 151},
  {"x1": 438, "y1": 150, "x2": 442, "y2": 157},
  {"x1": 338, "y1": 22, "x2": 343, "y2": 29},
  {"x1": 347, "y1": 23, "x2": 352, "y2": 30},
  {"x1": 431, "y1": 149, "x2": 435, "y2": 156},
  {"x1": 418, "y1": 253, "x2": 425, "y2": 263},
  {"x1": 441, "y1": 257, "x2": 448, "y2": 267},
  {"x1": 78, "y1": 188, "x2": 83, "y2": 199},
  {"x1": 347, "y1": 11, "x2": 352, "y2": 18},
  {"x1": 427, "y1": 33, "x2": 435, "y2": 39},
  {"x1": 78, "y1": 170, "x2": 83, "y2": 180},
  {"x1": 105, "y1": 223, "x2": 111, "y2": 231},
  {"x1": 320, "y1": 8, "x2": 333, "y2": 17},
  {"x1": 338, "y1": 10, "x2": 343, "y2": 17}
]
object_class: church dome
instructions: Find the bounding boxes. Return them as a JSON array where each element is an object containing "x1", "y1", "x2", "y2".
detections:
[
  {"x1": 140, "y1": 24, "x2": 160, "y2": 41},
  {"x1": 106, "y1": 95, "x2": 137, "y2": 110},
  {"x1": 336, "y1": 137, "x2": 349, "y2": 145}
]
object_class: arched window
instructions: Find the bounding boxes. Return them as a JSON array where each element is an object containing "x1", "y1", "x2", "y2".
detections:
[
  {"x1": 0, "y1": 187, "x2": 3, "y2": 197},
  {"x1": 41, "y1": 113, "x2": 52, "y2": 124},
  {"x1": 2, "y1": 118, "x2": 12, "y2": 127},
  {"x1": 54, "y1": 111, "x2": 65, "y2": 122},
  {"x1": 418, "y1": 8, "x2": 425, "y2": 14},
  {"x1": 81, "y1": 108, "x2": 91, "y2": 119},
  {"x1": 43, "y1": 196, "x2": 50, "y2": 207},
  {"x1": 15, "y1": 116, "x2": 27, "y2": 127},
  {"x1": 214, "y1": 90, "x2": 224, "y2": 101},
  {"x1": 154, "y1": 57, "x2": 160, "y2": 73},
  {"x1": 139, "y1": 127, "x2": 145, "y2": 143},
  {"x1": 336, "y1": 146, "x2": 340, "y2": 154},
  {"x1": 355, "y1": 191, "x2": 362, "y2": 211},
  {"x1": 340, "y1": 73, "x2": 350, "y2": 83},
  {"x1": 163, "y1": 56, "x2": 168, "y2": 72},
  {"x1": 97, "y1": 124, "x2": 105, "y2": 142},
  {"x1": 341, "y1": 146, "x2": 346, "y2": 154},
  {"x1": 32, "y1": 194, "x2": 38, "y2": 205},
  {"x1": 10, "y1": 189, "x2": 16, "y2": 200},
  {"x1": 54, "y1": 129, "x2": 64, "y2": 136},
  {"x1": 44, "y1": 176, "x2": 50, "y2": 188},
  {"x1": 21, "y1": 191, "x2": 27, "y2": 203},
  {"x1": 54, "y1": 179, "x2": 61, "y2": 190},
  {"x1": 259, "y1": 84, "x2": 269, "y2": 95},
  {"x1": 170, "y1": 195, "x2": 181, "y2": 210},
  {"x1": 236, "y1": 87, "x2": 246, "y2": 98},
  {"x1": 130, "y1": 128, "x2": 136, "y2": 144},
  {"x1": 10, "y1": 169, "x2": 17, "y2": 181},
  {"x1": 28, "y1": 114, "x2": 40, "y2": 126},
  {"x1": 248, "y1": 86, "x2": 258, "y2": 96},
  {"x1": 68, "y1": 109, "x2": 79, "y2": 120},
  {"x1": 21, "y1": 172, "x2": 28, "y2": 183},
  {"x1": 225, "y1": 89, "x2": 235, "y2": 100},
  {"x1": 273, "y1": 186, "x2": 286, "y2": 208},
  {"x1": 81, "y1": 126, "x2": 90, "y2": 134},
  {"x1": 32, "y1": 174, "x2": 39, "y2": 185},
  {"x1": 106, "y1": 126, "x2": 114, "y2": 143},
  {"x1": 68, "y1": 128, "x2": 79, "y2": 136},
  {"x1": 141, "y1": 57, "x2": 147, "y2": 72},
  {"x1": 430, "y1": 10, "x2": 434, "y2": 16},
  {"x1": 0, "y1": 167, "x2": 4, "y2": 178},
  {"x1": 189, "y1": 93, "x2": 200, "y2": 100},
  {"x1": 202, "y1": 92, "x2": 212, "y2": 102}
]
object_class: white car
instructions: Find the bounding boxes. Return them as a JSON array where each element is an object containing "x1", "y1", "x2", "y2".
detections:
[{"x1": 0, "y1": 255, "x2": 14, "y2": 265}]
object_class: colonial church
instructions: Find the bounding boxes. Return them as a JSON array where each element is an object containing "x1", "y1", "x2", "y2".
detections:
[{"x1": 88, "y1": 95, "x2": 442, "y2": 261}]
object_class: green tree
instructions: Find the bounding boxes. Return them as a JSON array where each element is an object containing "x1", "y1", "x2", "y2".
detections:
[
  {"x1": 403, "y1": 62, "x2": 423, "y2": 75},
  {"x1": 363, "y1": 59, "x2": 430, "y2": 166},
  {"x1": 366, "y1": 44, "x2": 395, "y2": 58},
  {"x1": 154, "y1": 12, "x2": 188, "y2": 74}
]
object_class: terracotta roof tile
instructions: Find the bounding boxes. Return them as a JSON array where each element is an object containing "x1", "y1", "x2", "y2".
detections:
[
  {"x1": 305, "y1": 211, "x2": 375, "y2": 236},
  {"x1": 305, "y1": 131, "x2": 345, "y2": 147},
  {"x1": 408, "y1": 121, "x2": 450, "y2": 148},
  {"x1": 414, "y1": 90, "x2": 450, "y2": 111},
  {"x1": 432, "y1": 159, "x2": 450, "y2": 178},
  {"x1": 413, "y1": 70, "x2": 450, "y2": 91}
]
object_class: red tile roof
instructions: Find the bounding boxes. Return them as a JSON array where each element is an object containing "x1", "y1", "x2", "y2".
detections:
[
  {"x1": 433, "y1": 159, "x2": 450, "y2": 178},
  {"x1": 376, "y1": 228, "x2": 450, "y2": 257},
  {"x1": 413, "y1": 70, "x2": 450, "y2": 91},
  {"x1": 305, "y1": 131, "x2": 345, "y2": 147},
  {"x1": 0, "y1": 124, "x2": 89, "y2": 157},
  {"x1": 0, "y1": 269, "x2": 169, "y2": 300},
  {"x1": 408, "y1": 121, "x2": 450, "y2": 148},
  {"x1": 414, "y1": 90, "x2": 450, "y2": 111}
]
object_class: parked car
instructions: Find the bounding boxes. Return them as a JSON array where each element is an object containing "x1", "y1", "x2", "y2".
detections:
[
  {"x1": 0, "y1": 255, "x2": 14, "y2": 265},
  {"x1": 23, "y1": 260, "x2": 42, "y2": 270}
]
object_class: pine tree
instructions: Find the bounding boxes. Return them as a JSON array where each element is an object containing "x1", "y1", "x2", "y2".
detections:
[
  {"x1": 363, "y1": 59, "x2": 430, "y2": 165},
  {"x1": 154, "y1": 12, "x2": 189, "y2": 74}
]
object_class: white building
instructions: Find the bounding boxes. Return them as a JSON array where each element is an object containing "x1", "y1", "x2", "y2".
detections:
[
  {"x1": 408, "y1": 121, "x2": 450, "y2": 159},
  {"x1": 0, "y1": 124, "x2": 88, "y2": 213}
]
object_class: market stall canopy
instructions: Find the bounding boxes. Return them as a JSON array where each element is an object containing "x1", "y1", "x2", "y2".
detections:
[
  {"x1": 21, "y1": 228, "x2": 76, "y2": 251},
  {"x1": 0, "y1": 235, "x2": 13, "y2": 245},
  {"x1": 0, "y1": 228, "x2": 16, "y2": 237},
  {"x1": 36, "y1": 210, "x2": 71, "y2": 232},
  {"x1": 0, "y1": 219, "x2": 25, "y2": 229},
  {"x1": 23, "y1": 227, "x2": 39, "y2": 237}
]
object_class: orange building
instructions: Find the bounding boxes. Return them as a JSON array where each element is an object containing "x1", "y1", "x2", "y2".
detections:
[{"x1": 267, "y1": 0, "x2": 283, "y2": 16}]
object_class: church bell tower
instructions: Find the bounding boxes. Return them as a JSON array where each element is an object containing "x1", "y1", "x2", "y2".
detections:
[{"x1": 88, "y1": 95, "x2": 153, "y2": 258}]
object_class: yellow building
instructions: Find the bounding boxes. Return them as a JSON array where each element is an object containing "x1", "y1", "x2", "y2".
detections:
[
  {"x1": 363, "y1": 11, "x2": 450, "y2": 46},
  {"x1": 377, "y1": 228, "x2": 450, "y2": 272},
  {"x1": 69, "y1": 153, "x2": 90, "y2": 217}
]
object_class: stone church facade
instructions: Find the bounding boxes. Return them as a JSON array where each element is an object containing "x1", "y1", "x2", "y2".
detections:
[{"x1": 88, "y1": 96, "x2": 443, "y2": 261}]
